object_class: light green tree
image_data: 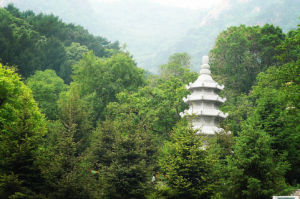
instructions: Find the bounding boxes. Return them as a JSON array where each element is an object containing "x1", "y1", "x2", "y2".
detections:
[
  {"x1": 38, "y1": 121, "x2": 94, "y2": 199},
  {"x1": 72, "y1": 51, "x2": 145, "y2": 123},
  {"x1": 107, "y1": 77, "x2": 191, "y2": 139},
  {"x1": 26, "y1": 69, "x2": 67, "y2": 120},
  {"x1": 58, "y1": 83, "x2": 93, "y2": 153},
  {"x1": 159, "y1": 53, "x2": 198, "y2": 84},
  {"x1": 0, "y1": 64, "x2": 46, "y2": 198},
  {"x1": 59, "y1": 42, "x2": 89, "y2": 83},
  {"x1": 210, "y1": 24, "x2": 284, "y2": 95},
  {"x1": 245, "y1": 62, "x2": 300, "y2": 185}
]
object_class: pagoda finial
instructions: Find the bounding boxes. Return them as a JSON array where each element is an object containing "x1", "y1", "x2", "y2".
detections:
[
  {"x1": 202, "y1": 55, "x2": 209, "y2": 64},
  {"x1": 200, "y1": 55, "x2": 210, "y2": 75}
]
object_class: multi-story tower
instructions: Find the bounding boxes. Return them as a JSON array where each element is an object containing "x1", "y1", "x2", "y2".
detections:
[{"x1": 181, "y1": 56, "x2": 228, "y2": 135}]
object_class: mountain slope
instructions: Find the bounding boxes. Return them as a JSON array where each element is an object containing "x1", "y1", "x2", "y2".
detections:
[
  {"x1": 163, "y1": 0, "x2": 300, "y2": 70},
  {"x1": 1, "y1": 0, "x2": 299, "y2": 72}
]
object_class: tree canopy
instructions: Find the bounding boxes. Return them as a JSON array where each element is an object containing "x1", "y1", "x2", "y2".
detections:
[
  {"x1": 0, "y1": 64, "x2": 46, "y2": 198},
  {"x1": 0, "y1": 4, "x2": 119, "y2": 81}
]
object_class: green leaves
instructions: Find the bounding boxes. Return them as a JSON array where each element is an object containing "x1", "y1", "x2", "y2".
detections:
[
  {"x1": 247, "y1": 61, "x2": 300, "y2": 184},
  {"x1": 88, "y1": 119, "x2": 155, "y2": 199},
  {"x1": 107, "y1": 77, "x2": 190, "y2": 139},
  {"x1": 37, "y1": 120, "x2": 93, "y2": 199},
  {"x1": 72, "y1": 51, "x2": 145, "y2": 123},
  {"x1": 0, "y1": 64, "x2": 46, "y2": 198},
  {"x1": 216, "y1": 26, "x2": 300, "y2": 198},
  {"x1": 159, "y1": 53, "x2": 198, "y2": 84},
  {"x1": 26, "y1": 69, "x2": 67, "y2": 120},
  {"x1": 0, "y1": 5, "x2": 119, "y2": 82},
  {"x1": 0, "y1": 8, "x2": 43, "y2": 77},
  {"x1": 225, "y1": 128, "x2": 289, "y2": 199},
  {"x1": 159, "y1": 122, "x2": 217, "y2": 198},
  {"x1": 210, "y1": 24, "x2": 285, "y2": 95}
]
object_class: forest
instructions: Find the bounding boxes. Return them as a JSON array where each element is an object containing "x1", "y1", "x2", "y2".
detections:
[{"x1": 0, "y1": 4, "x2": 299, "y2": 199}]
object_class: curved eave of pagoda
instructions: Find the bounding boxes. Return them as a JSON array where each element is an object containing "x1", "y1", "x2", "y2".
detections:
[
  {"x1": 183, "y1": 95, "x2": 226, "y2": 104},
  {"x1": 186, "y1": 83, "x2": 224, "y2": 91},
  {"x1": 180, "y1": 109, "x2": 229, "y2": 119},
  {"x1": 193, "y1": 126, "x2": 225, "y2": 135}
]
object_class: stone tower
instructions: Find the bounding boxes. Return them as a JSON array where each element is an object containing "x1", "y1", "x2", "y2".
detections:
[{"x1": 181, "y1": 56, "x2": 228, "y2": 135}]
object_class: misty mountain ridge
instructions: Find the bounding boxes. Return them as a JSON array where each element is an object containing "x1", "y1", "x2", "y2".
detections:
[{"x1": 2, "y1": 0, "x2": 299, "y2": 73}]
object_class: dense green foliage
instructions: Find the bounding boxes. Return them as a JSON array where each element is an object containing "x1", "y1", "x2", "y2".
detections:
[
  {"x1": 72, "y1": 51, "x2": 146, "y2": 122},
  {"x1": 26, "y1": 70, "x2": 67, "y2": 120},
  {"x1": 87, "y1": 120, "x2": 155, "y2": 199},
  {"x1": 106, "y1": 77, "x2": 195, "y2": 140},
  {"x1": 0, "y1": 4, "x2": 119, "y2": 81},
  {"x1": 224, "y1": 128, "x2": 289, "y2": 199},
  {"x1": 0, "y1": 5, "x2": 299, "y2": 199},
  {"x1": 210, "y1": 24, "x2": 300, "y2": 197},
  {"x1": 159, "y1": 123, "x2": 217, "y2": 198},
  {"x1": 210, "y1": 24, "x2": 285, "y2": 95},
  {"x1": 0, "y1": 64, "x2": 46, "y2": 198}
]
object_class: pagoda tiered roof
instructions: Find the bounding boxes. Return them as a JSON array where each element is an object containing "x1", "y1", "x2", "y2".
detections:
[
  {"x1": 181, "y1": 55, "x2": 228, "y2": 135},
  {"x1": 181, "y1": 108, "x2": 228, "y2": 118},
  {"x1": 183, "y1": 94, "x2": 226, "y2": 104},
  {"x1": 193, "y1": 126, "x2": 224, "y2": 135},
  {"x1": 186, "y1": 81, "x2": 224, "y2": 91}
]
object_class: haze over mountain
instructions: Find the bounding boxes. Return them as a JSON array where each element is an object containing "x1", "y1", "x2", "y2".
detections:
[{"x1": 1, "y1": 0, "x2": 299, "y2": 72}]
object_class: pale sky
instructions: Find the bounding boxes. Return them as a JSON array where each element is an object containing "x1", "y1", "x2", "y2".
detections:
[
  {"x1": 88, "y1": 0, "x2": 228, "y2": 10},
  {"x1": 152, "y1": 0, "x2": 227, "y2": 10}
]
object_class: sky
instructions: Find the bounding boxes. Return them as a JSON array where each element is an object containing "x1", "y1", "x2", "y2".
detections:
[
  {"x1": 151, "y1": 0, "x2": 227, "y2": 10},
  {"x1": 87, "y1": 0, "x2": 228, "y2": 10}
]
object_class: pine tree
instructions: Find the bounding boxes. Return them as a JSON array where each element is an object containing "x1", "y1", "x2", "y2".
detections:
[
  {"x1": 88, "y1": 120, "x2": 155, "y2": 199},
  {"x1": 160, "y1": 122, "x2": 217, "y2": 199},
  {"x1": 224, "y1": 124, "x2": 289, "y2": 199},
  {"x1": 0, "y1": 64, "x2": 46, "y2": 198}
]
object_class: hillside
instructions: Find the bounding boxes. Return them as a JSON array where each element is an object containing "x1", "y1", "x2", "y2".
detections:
[
  {"x1": 2, "y1": 0, "x2": 299, "y2": 72},
  {"x1": 1, "y1": 0, "x2": 299, "y2": 72},
  {"x1": 169, "y1": 0, "x2": 300, "y2": 70},
  {"x1": 0, "y1": 1, "x2": 299, "y2": 198},
  {"x1": 0, "y1": 5, "x2": 119, "y2": 82}
]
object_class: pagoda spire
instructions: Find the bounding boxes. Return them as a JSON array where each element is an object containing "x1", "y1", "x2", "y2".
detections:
[{"x1": 181, "y1": 56, "x2": 228, "y2": 135}]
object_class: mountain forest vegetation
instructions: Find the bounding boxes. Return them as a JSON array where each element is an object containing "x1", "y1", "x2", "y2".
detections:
[
  {"x1": 6, "y1": 0, "x2": 300, "y2": 72},
  {"x1": 0, "y1": 4, "x2": 299, "y2": 199}
]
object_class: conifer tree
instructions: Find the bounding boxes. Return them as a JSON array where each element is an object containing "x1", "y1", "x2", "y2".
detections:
[
  {"x1": 0, "y1": 64, "x2": 46, "y2": 198},
  {"x1": 224, "y1": 125, "x2": 289, "y2": 199},
  {"x1": 160, "y1": 122, "x2": 217, "y2": 199},
  {"x1": 88, "y1": 120, "x2": 155, "y2": 199},
  {"x1": 38, "y1": 121, "x2": 94, "y2": 199}
]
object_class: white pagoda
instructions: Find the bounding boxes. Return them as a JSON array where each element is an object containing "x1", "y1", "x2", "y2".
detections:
[{"x1": 181, "y1": 56, "x2": 228, "y2": 135}]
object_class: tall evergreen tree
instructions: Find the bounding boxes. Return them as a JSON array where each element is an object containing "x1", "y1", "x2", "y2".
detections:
[
  {"x1": 58, "y1": 83, "x2": 93, "y2": 153},
  {"x1": 160, "y1": 122, "x2": 217, "y2": 199},
  {"x1": 38, "y1": 121, "x2": 94, "y2": 199},
  {"x1": 0, "y1": 64, "x2": 46, "y2": 198},
  {"x1": 88, "y1": 119, "x2": 155, "y2": 199},
  {"x1": 224, "y1": 125, "x2": 289, "y2": 199}
]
